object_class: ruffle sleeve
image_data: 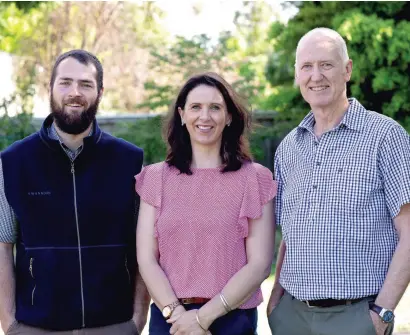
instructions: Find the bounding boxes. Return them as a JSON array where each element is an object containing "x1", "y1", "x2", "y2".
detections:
[
  {"x1": 238, "y1": 163, "x2": 278, "y2": 237},
  {"x1": 135, "y1": 162, "x2": 164, "y2": 236}
]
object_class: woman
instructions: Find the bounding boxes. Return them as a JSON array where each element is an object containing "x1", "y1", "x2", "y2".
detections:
[{"x1": 135, "y1": 72, "x2": 277, "y2": 335}]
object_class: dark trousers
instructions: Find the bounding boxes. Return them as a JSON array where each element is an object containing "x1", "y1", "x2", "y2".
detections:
[
  {"x1": 5, "y1": 320, "x2": 138, "y2": 335},
  {"x1": 149, "y1": 303, "x2": 257, "y2": 335}
]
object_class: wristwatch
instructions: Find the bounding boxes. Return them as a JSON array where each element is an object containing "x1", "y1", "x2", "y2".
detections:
[
  {"x1": 162, "y1": 301, "x2": 181, "y2": 320},
  {"x1": 369, "y1": 303, "x2": 395, "y2": 324}
]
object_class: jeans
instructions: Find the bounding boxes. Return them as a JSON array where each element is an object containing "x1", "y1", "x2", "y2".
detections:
[{"x1": 149, "y1": 303, "x2": 257, "y2": 335}]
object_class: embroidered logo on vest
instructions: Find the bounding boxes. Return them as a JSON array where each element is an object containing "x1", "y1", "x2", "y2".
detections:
[{"x1": 27, "y1": 191, "x2": 51, "y2": 196}]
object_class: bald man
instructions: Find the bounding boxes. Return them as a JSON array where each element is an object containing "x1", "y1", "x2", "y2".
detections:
[{"x1": 267, "y1": 28, "x2": 410, "y2": 335}]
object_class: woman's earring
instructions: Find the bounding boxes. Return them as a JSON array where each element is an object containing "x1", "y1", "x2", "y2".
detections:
[
  {"x1": 227, "y1": 122, "x2": 231, "y2": 127},
  {"x1": 181, "y1": 119, "x2": 185, "y2": 126}
]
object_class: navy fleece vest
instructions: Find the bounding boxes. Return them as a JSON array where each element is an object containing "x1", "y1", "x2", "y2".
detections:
[{"x1": 1, "y1": 115, "x2": 143, "y2": 330}]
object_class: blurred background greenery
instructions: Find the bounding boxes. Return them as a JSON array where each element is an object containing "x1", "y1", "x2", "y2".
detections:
[
  {"x1": 1, "y1": 3, "x2": 409, "y2": 332},
  {"x1": 1, "y1": 1, "x2": 409, "y2": 165}
]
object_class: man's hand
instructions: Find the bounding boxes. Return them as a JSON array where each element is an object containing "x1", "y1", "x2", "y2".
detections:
[
  {"x1": 0, "y1": 242, "x2": 17, "y2": 335},
  {"x1": 168, "y1": 310, "x2": 208, "y2": 335},
  {"x1": 369, "y1": 311, "x2": 388, "y2": 335},
  {"x1": 132, "y1": 311, "x2": 148, "y2": 334},
  {"x1": 267, "y1": 284, "x2": 284, "y2": 316},
  {"x1": 1, "y1": 316, "x2": 16, "y2": 334}
]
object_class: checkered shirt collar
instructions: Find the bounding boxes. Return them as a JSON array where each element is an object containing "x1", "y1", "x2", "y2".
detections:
[
  {"x1": 297, "y1": 98, "x2": 368, "y2": 133},
  {"x1": 48, "y1": 122, "x2": 93, "y2": 143}
]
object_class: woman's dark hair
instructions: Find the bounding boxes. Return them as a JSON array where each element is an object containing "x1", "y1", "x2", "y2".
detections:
[{"x1": 165, "y1": 72, "x2": 252, "y2": 175}]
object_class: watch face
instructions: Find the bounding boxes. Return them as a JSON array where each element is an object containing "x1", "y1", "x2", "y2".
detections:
[
  {"x1": 382, "y1": 311, "x2": 394, "y2": 323},
  {"x1": 162, "y1": 306, "x2": 171, "y2": 318}
]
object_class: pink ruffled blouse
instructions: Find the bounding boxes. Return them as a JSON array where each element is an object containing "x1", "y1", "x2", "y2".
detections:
[{"x1": 135, "y1": 161, "x2": 277, "y2": 308}]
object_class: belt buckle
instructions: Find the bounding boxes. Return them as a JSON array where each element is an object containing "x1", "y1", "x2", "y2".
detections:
[
  {"x1": 180, "y1": 298, "x2": 191, "y2": 304},
  {"x1": 305, "y1": 300, "x2": 314, "y2": 308}
]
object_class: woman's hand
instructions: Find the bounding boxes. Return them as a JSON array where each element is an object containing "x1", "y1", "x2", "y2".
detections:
[
  {"x1": 166, "y1": 305, "x2": 186, "y2": 324},
  {"x1": 168, "y1": 309, "x2": 208, "y2": 335}
]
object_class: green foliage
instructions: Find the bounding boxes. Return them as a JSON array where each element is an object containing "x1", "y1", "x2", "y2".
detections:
[
  {"x1": 271, "y1": 226, "x2": 282, "y2": 275},
  {"x1": 10, "y1": 59, "x2": 38, "y2": 115},
  {"x1": 0, "y1": 58, "x2": 37, "y2": 150},
  {"x1": 249, "y1": 122, "x2": 278, "y2": 170},
  {"x1": 114, "y1": 116, "x2": 167, "y2": 165},
  {"x1": 0, "y1": 2, "x2": 55, "y2": 54},
  {"x1": 1, "y1": 0, "x2": 409, "y2": 162},
  {"x1": 141, "y1": 1, "x2": 278, "y2": 112},
  {"x1": 139, "y1": 33, "x2": 237, "y2": 112},
  {"x1": 0, "y1": 1, "x2": 43, "y2": 12},
  {"x1": 0, "y1": 113, "x2": 35, "y2": 150},
  {"x1": 0, "y1": 2, "x2": 38, "y2": 150},
  {"x1": 113, "y1": 113, "x2": 281, "y2": 170},
  {"x1": 0, "y1": 1, "x2": 168, "y2": 112},
  {"x1": 264, "y1": 1, "x2": 410, "y2": 133}
]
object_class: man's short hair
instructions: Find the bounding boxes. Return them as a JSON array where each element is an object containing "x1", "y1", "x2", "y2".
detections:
[
  {"x1": 295, "y1": 27, "x2": 350, "y2": 66},
  {"x1": 50, "y1": 49, "x2": 104, "y2": 91}
]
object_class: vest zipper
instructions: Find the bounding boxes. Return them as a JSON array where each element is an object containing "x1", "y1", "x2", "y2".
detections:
[
  {"x1": 29, "y1": 258, "x2": 36, "y2": 306},
  {"x1": 125, "y1": 256, "x2": 131, "y2": 284},
  {"x1": 71, "y1": 162, "x2": 86, "y2": 327}
]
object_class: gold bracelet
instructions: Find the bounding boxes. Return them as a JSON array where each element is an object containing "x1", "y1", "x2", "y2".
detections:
[
  {"x1": 196, "y1": 310, "x2": 207, "y2": 331},
  {"x1": 219, "y1": 293, "x2": 232, "y2": 312}
]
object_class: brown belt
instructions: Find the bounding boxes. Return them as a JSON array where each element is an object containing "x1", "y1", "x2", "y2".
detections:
[{"x1": 180, "y1": 297, "x2": 211, "y2": 305}]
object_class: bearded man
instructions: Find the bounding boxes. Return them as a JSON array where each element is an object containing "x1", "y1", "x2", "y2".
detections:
[{"x1": 0, "y1": 50, "x2": 149, "y2": 335}]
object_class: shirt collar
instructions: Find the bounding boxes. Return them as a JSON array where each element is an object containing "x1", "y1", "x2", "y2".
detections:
[
  {"x1": 48, "y1": 123, "x2": 93, "y2": 145},
  {"x1": 297, "y1": 98, "x2": 368, "y2": 133},
  {"x1": 48, "y1": 123, "x2": 61, "y2": 142}
]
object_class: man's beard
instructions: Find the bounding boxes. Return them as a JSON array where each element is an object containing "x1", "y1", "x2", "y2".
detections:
[{"x1": 50, "y1": 94, "x2": 99, "y2": 135}]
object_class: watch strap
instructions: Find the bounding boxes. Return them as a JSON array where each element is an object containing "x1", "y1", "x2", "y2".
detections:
[
  {"x1": 163, "y1": 300, "x2": 181, "y2": 319},
  {"x1": 369, "y1": 302, "x2": 382, "y2": 315},
  {"x1": 369, "y1": 302, "x2": 394, "y2": 323},
  {"x1": 168, "y1": 300, "x2": 181, "y2": 310}
]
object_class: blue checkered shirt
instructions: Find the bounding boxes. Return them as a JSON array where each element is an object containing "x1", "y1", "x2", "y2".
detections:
[
  {"x1": 0, "y1": 124, "x2": 91, "y2": 243},
  {"x1": 275, "y1": 98, "x2": 410, "y2": 300},
  {"x1": 48, "y1": 123, "x2": 92, "y2": 161}
]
